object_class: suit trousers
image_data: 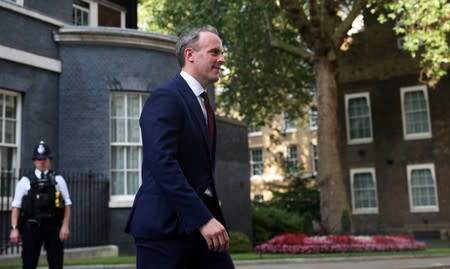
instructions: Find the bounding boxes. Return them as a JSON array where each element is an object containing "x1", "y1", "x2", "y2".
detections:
[
  {"x1": 135, "y1": 232, "x2": 235, "y2": 269},
  {"x1": 21, "y1": 220, "x2": 63, "y2": 269}
]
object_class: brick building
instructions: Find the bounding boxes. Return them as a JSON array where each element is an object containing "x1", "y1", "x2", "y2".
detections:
[{"x1": 338, "y1": 17, "x2": 450, "y2": 239}]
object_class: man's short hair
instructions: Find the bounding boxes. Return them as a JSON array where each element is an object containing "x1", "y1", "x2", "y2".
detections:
[{"x1": 175, "y1": 25, "x2": 220, "y2": 67}]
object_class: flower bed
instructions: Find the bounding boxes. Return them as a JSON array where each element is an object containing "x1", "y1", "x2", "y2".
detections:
[{"x1": 255, "y1": 233, "x2": 426, "y2": 254}]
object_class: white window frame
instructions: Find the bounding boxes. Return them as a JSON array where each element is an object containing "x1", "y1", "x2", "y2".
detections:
[
  {"x1": 72, "y1": 0, "x2": 126, "y2": 28},
  {"x1": 286, "y1": 145, "x2": 298, "y2": 173},
  {"x1": 73, "y1": 0, "x2": 90, "y2": 26},
  {"x1": 282, "y1": 112, "x2": 296, "y2": 133},
  {"x1": 248, "y1": 122, "x2": 262, "y2": 137},
  {"x1": 0, "y1": 89, "x2": 22, "y2": 209},
  {"x1": 350, "y1": 168, "x2": 379, "y2": 214},
  {"x1": 250, "y1": 147, "x2": 264, "y2": 178},
  {"x1": 401, "y1": 85, "x2": 432, "y2": 140},
  {"x1": 109, "y1": 92, "x2": 147, "y2": 208},
  {"x1": 407, "y1": 163, "x2": 439, "y2": 213},
  {"x1": 308, "y1": 107, "x2": 318, "y2": 130},
  {"x1": 345, "y1": 92, "x2": 373, "y2": 145}
]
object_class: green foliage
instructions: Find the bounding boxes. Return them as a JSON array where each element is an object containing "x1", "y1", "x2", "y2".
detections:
[
  {"x1": 369, "y1": 0, "x2": 450, "y2": 85},
  {"x1": 229, "y1": 231, "x2": 253, "y2": 253},
  {"x1": 375, "y1": 214, "x2": 387, "y2": 235},
  {"x1": 252, "y1": 205, "x2": 303, "y2": 244},
  {"x1": 340, "y1": 210, "x2": 351, "y2": 235},
  {"x1": 266, "y1": 176, "x2": 320, "y2": 221},
  {"x1": 139, "y1": 0, "x2": 313, "y2": 125}
]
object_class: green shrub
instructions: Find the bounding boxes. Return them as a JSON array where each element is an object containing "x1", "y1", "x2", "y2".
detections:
[
  {"x1": 340, "y1": 210, "x2": 351, "y2": 234},
  {"x1": 229, "y1": 232, "x2": 253, "y2": 253},
  {"x1": 252, "y1": 206, "x2": 303, "y2": 244},
  {"x1": 375, "y1": 214, "x2": 386, "y2": 235}
]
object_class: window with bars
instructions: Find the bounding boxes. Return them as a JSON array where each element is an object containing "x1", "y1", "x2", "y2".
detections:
[
  {"x1": 110, "y1": 92, "x2": 147, "y2": 198},
  {"x1": 345, "y1": 92, "x2": 373, "y2": 144},
  {"x1": 350, "y1": 168, "x2": 378, "y2": 214},
  {"x1": 401, "y1": 85, "x2": 432, "y2": 140},
  {"x1": 407, "y1": 163, "x2": 438, "y2": 212},
  {"x1": 250, "y1": 148, "x2": 264, "y2": 176},
  {"x1": 0, "y1": 90, "x2": 20, "y2": 200},
  {"x1": 286, "y1": 145, "x2": 298, "y2": 173}
]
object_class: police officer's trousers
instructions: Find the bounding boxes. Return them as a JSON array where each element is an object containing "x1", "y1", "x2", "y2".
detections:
[{"x1": 21, "y1": 221, "x2": 63, "y2": 269}]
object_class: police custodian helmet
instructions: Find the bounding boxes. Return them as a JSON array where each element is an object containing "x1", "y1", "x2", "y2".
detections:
[{"x1": 32, "y1": 141, "x2": 52, "y2": 160}]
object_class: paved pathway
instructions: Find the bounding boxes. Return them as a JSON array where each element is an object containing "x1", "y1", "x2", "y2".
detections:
[
  {"x1": 235, "y1": 256, "x2": 450, "y2": 269},
  {"x1": 28, "y1": 255, "x2": 450, "y2": 269}
]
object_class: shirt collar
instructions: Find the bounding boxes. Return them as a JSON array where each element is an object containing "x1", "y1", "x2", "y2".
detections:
[
  {"x1": 34, "y1": 169, "x2": 49, "y2": 178},
  {"x1": 180, "y1": 71, "x2": 206, "y2": 97}
]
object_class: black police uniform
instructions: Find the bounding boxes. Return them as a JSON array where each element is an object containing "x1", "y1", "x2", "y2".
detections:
[{"x1": 18, "y1": 142, "x2": 67, "y2": 269}]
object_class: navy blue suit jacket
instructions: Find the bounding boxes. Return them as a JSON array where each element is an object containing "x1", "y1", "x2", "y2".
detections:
[{"x1": 125, "y1": 74, "x2": 225, "y2": 240}]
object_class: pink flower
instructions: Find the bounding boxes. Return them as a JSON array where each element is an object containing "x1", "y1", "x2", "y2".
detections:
[{"x1": 255, "y1": 234, "x2": 426, "y2": 254}]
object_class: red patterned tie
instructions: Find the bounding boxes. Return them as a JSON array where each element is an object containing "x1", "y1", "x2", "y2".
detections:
[{"x1": 200, "y1": 92, "x2": 216, "y2": 147}]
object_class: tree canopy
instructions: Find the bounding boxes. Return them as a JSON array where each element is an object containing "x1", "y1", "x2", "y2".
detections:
[{"x1": 139, "y1": 0, "x2": 449, "y2": 122}]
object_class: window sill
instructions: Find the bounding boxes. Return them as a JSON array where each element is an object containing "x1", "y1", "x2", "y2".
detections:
[{"x1": 109, "y1": 196, "x2": 135, "y2": 208}]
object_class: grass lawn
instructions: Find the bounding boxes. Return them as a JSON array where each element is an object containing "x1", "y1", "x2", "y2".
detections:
[{"x1": 1, "y1": 248, "x2": 450, "y2": 269}]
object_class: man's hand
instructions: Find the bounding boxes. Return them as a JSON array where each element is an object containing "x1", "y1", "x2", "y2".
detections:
[
  {"x1": 199, "y1": 218, "x2": 229, "y2": 252},
  {"x1": 59, "y1": 225, "x2": 70, "y2": 241},
  {"x1": 9, "y1": 229, "x2": 20, "y2": 244}
]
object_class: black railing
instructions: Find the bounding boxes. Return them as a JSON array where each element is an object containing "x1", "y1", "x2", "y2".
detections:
[{"x1": 0, "y1": 169, "x2": 110, "y2": 255}]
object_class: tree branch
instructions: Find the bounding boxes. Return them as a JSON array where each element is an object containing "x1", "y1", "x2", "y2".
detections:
[
  {"x1": 281, "y1": 0, "x2": 315, "y2": 48},
  {"x1": 332, "y1": 0, "x2": 368, "y2": 49},
  {"x1": 263, "y1": 11, "x2": 314, "y2": 63}
]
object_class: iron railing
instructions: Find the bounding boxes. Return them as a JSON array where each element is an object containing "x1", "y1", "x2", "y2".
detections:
[{"x1": 0, "y1": 169, "x2": 110, "y2": 255}]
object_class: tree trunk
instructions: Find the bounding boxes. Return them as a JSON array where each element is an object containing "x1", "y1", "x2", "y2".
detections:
[{"x1": 314, "y1": 56, "x2": 350, "y2": 233}]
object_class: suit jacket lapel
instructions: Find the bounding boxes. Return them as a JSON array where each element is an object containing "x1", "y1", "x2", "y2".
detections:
[{"x1": 175, "y1": 75, "x2": 212, "y2": 160}]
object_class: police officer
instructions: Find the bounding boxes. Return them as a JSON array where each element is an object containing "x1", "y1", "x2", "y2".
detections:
[{"x1": 9, "y1": 141, "x2": 72, "y2": 269}]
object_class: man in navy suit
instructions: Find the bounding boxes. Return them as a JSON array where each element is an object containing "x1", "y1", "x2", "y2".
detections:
[{"x1": 125, "y1": 25, "x2": 235, "y2": 269}]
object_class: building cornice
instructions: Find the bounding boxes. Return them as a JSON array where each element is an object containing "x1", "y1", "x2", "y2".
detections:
[
  {"x1": 53, "y1": 26, "x2": 177, "y2": 53},
  {"x1": 0, "y1": 0, "x2": 64, "y2": 26}
]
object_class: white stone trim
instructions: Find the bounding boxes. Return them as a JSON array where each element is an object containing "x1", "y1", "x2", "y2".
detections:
[
  {"x1": 54, "y1": 26, "x2": 177, "y2": 53},
  {"x1": 0, "y1": 0, "x2": 64, "y2": 26},
  {"x1": 0, "y1": 45, "x2": 61, "y2": 73}
]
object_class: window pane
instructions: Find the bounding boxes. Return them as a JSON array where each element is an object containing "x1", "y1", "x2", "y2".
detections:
[
  {"x1": 111, "y1": 94, "x2": 125, "y2": 117},
  {"x1": 126, "y1": 172, "x2": 140, "y2": 195},
  {"x1": 251, "y1": 149, "x2": 264, "y2": 176},
  {"x1": 111, "y1": 146, "x2": 124, "y2": 169},
  {"x1": 348, "y1": 97, "x2": 371, "y2": 140},
  {"x1": 111, "y1": 171, "x2": 124, "y2": 195},
  {"x1": 404, "y1": 91, "x2": 429, "y2": 134},
  {"x1": 127, "y1": 147, "x2": 139, "y2": 169},
  {"x1": 111, "y1": 119, "x2": 125, "y2": 142},
  {"x1": 128, "y1": 95, "x2": 140, "y2": 117},
  {"x1": 0, "y1": 94, "x2": 3, "y2": 118},
  {"x1": 128, "y1": 119, "x2": 140, "y2": 142},
  {"x1": 411, "y1": 168, "x2": 436, "y2": 206},
  {"x1": 5, "y1": 120, "x2": 16, "y2": 143},
  {"x1": 5, "y1": 95, "x2": 16, "y2": 118},
  {"x1": 353, "y1": 172, "x2": 377, "y2": 209}
]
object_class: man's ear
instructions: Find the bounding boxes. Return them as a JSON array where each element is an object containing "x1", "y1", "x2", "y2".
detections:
[{"x1": 185, "y1": 48, "x2": 195, "y2": 63}]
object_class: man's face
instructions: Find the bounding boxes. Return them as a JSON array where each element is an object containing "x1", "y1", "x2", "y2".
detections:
[
  {"x1": 186, "y1": 31, "x2": 225, "y2": 88},
  {"x1": 33, "y1": 158, "x2": 51, "y2": 171}
]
